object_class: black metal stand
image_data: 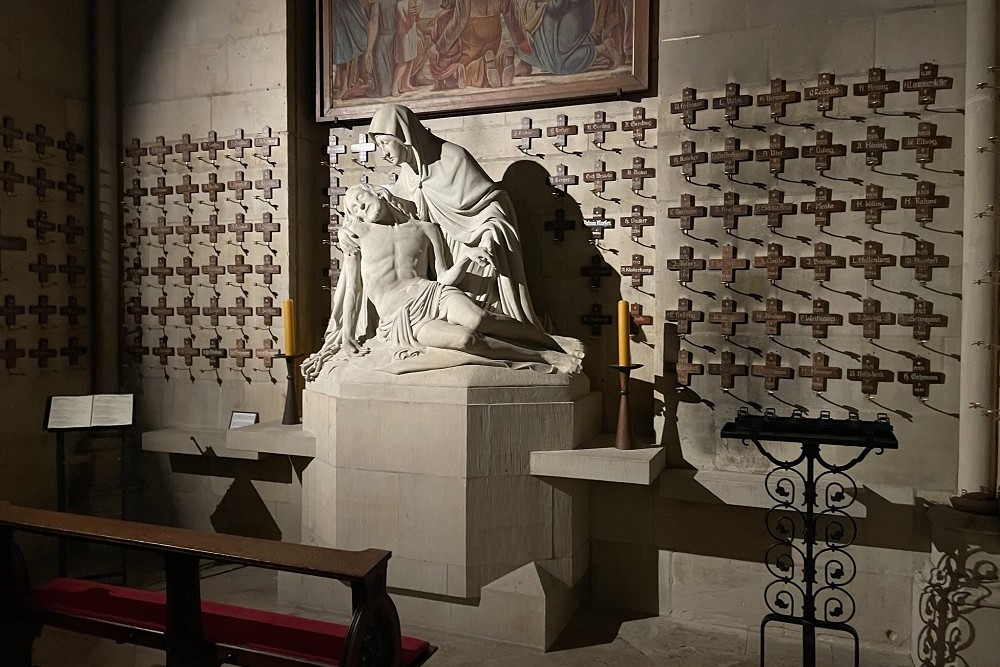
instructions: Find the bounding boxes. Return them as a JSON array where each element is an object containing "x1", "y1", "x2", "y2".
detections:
[
  {"x1": 277, "y1": 354, "x2": 302, "y2": 425},
  {"x1": 721, "y1": 408, "x2": 898, "y2": 667}
]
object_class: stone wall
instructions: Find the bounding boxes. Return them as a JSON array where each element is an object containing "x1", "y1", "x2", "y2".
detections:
[{"x1": 0, "y1": 1, "x2": 94, "y2": 511}]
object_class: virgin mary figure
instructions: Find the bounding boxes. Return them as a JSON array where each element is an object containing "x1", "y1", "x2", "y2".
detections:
[{"x1": 368, "y1": 104, "x2": 545, "y2": 332}]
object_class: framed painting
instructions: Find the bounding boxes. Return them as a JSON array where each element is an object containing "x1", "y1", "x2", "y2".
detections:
[{"x1": 316, "y1": 0, "x2": 651, "y2": 122}]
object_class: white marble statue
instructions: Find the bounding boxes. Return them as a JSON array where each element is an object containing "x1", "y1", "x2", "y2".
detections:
[
  {"x1": 368, "y1": 103, "x2": 545, "y2": 331},
  {"x1": 301, "y1": 183, "x2": 583, "y2": 380}
]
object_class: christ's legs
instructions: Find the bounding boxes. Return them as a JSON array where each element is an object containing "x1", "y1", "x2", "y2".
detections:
[
  {"x1": 439, "y1": 294, "x2": 559, "y2": 350},
  {"x1": 414, "y1": 320, "x2": 582, "y2": 374}
]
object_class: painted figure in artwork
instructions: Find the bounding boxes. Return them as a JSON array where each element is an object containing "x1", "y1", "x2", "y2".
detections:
[
  {"x1": 331, "y1": 0, "x2": 370, "y2": 98},
  {"x1": 368, "y1": 103, "x2": 545, "y2": 331},
  {"x1": 301, "y1": 184, "x2": 583, "y2": 379}
]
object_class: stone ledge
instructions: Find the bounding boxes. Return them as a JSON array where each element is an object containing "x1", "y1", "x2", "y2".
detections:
[
  {"x1": 141, "y1": 427, "x2": 259, "y2": 460},
  {"x1": 225, "y1": 421, "x2": 316, "y2": 457},
  {"x1": 530, "y1": 436, "x2": 665, "y2": 485}
]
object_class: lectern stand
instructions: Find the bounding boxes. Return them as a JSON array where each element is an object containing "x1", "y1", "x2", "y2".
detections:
[{"x1": 721, "y1": 408, "x2": 897, "y2": 667}]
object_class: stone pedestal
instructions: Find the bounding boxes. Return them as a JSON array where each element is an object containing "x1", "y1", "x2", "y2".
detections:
[{"x1": 288, "y1": 364, "x2": 601, "y2": 648}]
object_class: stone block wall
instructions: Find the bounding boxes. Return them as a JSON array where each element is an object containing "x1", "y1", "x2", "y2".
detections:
[{"x1": 0, "y1": 1, "x2": 94, "y2": 512}]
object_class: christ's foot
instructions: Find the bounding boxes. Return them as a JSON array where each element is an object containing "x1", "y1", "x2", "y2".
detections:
[
  {"x1": 542, "y1": 350, "x2": 583, "y2": 375},
  {"x1": 552, "y1": 335, "x2": 586, "y2": 359}
]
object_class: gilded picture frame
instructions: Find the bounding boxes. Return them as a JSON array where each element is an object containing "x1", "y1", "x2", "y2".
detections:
[{"x1": 316, "y1": 0, "x2": 651, "y2": 122}]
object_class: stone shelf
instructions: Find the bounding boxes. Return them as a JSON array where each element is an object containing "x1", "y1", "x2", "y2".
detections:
[
  {"x1": 142, "y1": 428, "x2": 260, "y2": 460},
  {"x1": 225, "y1": 421, "x2": 316, "y2": 457},
  {"x1": 530, "y1": 434, "x2": 664, "y2": 485}
]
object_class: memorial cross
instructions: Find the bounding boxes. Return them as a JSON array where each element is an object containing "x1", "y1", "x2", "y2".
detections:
[
  {"x1": 667, "y1": 141, "x2": 706, "y2": 179},
  {"x1": 899, "y1": 357, "x2": 945, "y2": 398},
  {"x1": 254, "y1": 126, "x2": 280, "y2": 158},
  {"x1": 256, "y1": 255, "x2": 281, "y2": 285},
  {"x1": 228, "y1": 213, "x2": 253, "y2": 243},
  {"x1": 549, "y1": 164, "x2": 578, "y2": 192},
  {"x1": 620, "y1": 204, "x2": 655, "y2": 239},
  {"x1": 256, "y1": 212, "x2": 280, "y2": 242},
  {"x1": 798, "y1": 352, "x2": 842, "y2": 392},
  {"x1": 620, "y1": 254, "x2": 654, "y2": 288},
  {"x1": 667, "y1": 194, "x2": 706, "y2": 231},
  {"x1": 151, "y1": 257, "x2": 174, "y2": 286},
  {"x1": 1, "y1": 117, "x2": 24, "y2": 152},
  {"x1": 150, "y1": 217, "x2": 174, "y2": 245},
  {"x1": 175, "y1": 134, "x2": 199, "y2": 162},
  {"x1": 228, "y1": 255, "x2": 253, "y2": 283},
  {"x1": 255, "y1": 170, "x2": 281, "y2": 199},
  {"x1": 29, "y1": 295, "x2": 56, "y2": 325},
  {"x1": 757, "y1": 79, "x2": 801, "y2": 120},
  {"x1": 1, "y1": 338, "x2": 25, "y2": 370},
  {"x1": 630, "y1": 303, "x2": 653, "y2": 329},
  {"x1": 152, "y1": 336, "x2": 175, "y2": 365},
  {"x1": 848, "y1": 298, "x2": 896, "y2": 339},
  {"x1": 899, "y1": 299, "x2": 948, "y2": 340},
  {"x1": 798, "y1": 299, "x2": 843, "y2": 338},
  {"x1": 227, "y1": 172, "x2": 252, "y2": 200},
  {"x1": 752, "y1": 297, "x2": 796, "y2": 336},
  {"x1": 58, "y1": 131, "x2": 84, "y2": 163},
  {"x1": 1, "y1": 161, "x2": 24, "y2": 194},
  {"x1": 202, "y1": 255, "x2": 226, "y2": 284},
  {"x1": 29, "y1": 338, "x2": 57, "y2": 368},
  {"x1": 230, "y1": 339, "x2": 253, "y2": 368},
  {"x1": 847, "y1": 355, "x2": 895, "y2": 395},
  {"x1": 670, "y1": 87, "x2": 709, "y2": 126},
  {"x1": 711, "y1": 136, "x2": 753, "y2": 176},
  {"x1": 202, "y1": 214, "x2": 226, "y2": 244},
  {"x1": 229, "y1": 297, "x2": 254, "y2": 326},
  {"x1": 151, "y1": 296, "x2": 175, "y2": 326},
  {"x1": 902, "y1": 122, "x2": 952, "y2": 164},
  {"x1": 350, "y1": 133, "x2": 376, "y2": 164},
  {"x1": 256, "y1": 338, "x2": 278, "y2": 368},
  {"x1": 853, "y1": 68, "x2": 901, "y2": 109},
  {"x1": 58, "y1": 173, "x2": 85, "y2": 203},
  {"x1": 148, "y1": 136, "x2": 173, "y2": 164},
  {"x1": 29, "y1": 254, "x2": 57, "y2": 284},
  {"x1": 178, "y1": 338, "x2": 200, "y2": 366},
  {"x1": 27, "y1": 168, "x2": 55, "y2": 198},
  {"x1": 176, "y1": 174, "x2": 199, "y2": 203},
  {"x1": 197, "y1": 131, "x2": 225, "y2": 161},
  {"x1": 546, "y1": 114, "x2": 578, "y2": 149},
  {"x1": 801, "y1": 187, "x2": 846, "y2": 228},
  {"x1": 125, "y1": 138, "x2": 147, "y2": 166},
  {"x1": 256, "y1": 297, "x2": 281, "y2": 326},
  {"x1": 1, "y1": 295, "x2": 24, "y2": 326},
  {"x1": 177, "y1": 297, "x2": 199, "y2": 325},
  {"x1": 225, "y1": 129, "x2": 251, "y2": 159},
  {"x1": 58, "y1": 215, "x2": 84, "y2": 245},
  {"x1": 622, "y1": 106, "x2": 657, "y2": 143},
  {"x1": 851, "y1": 184, "x2": 897, "y2": 225},
  {"x1": 544, "y1": 209, "x2": 575, "y2": 242},
  {"x1": 60, "y1": 338, "x2": 87, "y2": 366},
  {"x1": 800, "y1": 242, "x2": 846, "y2": 282},
  {"x1": 754, "y1": 189, "x2": 797, "y2": 228},
  {"x1": 666, "y1": 246, "x2": 705, "y2": 284},
  {"x1": 903, "y1": 63, "x2": 954, "y2": 106},
  {"x1": 900, "y1": 240, "x2": 949, "y2": 281},
  {"x1": 200, "y1": 172, "x2": 225, "y2": 203},
  {"x1": 511, "y1": 117, "x2": 542, "y2": 151},
  {"x1": 850, "y1": 125, "x2": 899, "y2": 167},
  {"x1": 674, "y1": 349, "x2": 705, "y2": 386},
  {"x1": 583, "y1": 159, "x2": 617, "y2": 193},
  {"x1": 176, "y1": 215, "x2": 200, "y2": 244},
  {"x1": 752, "y1": 352, "x2": 795, "y2": 391},
  {"x1": 325, "y1": 135, "x2": 347, "y2": 166},
  {"x1": 581, "y1": 303, "x2": 614, "y2": 337},
  {"x1": 580, "y1": 254, "x2": 614, "y2": 290},
  {"x1": 583, "y1": 207, "x2": 615, "y2": 241},
  {"x1": 710, "y1": 191, "x2": 752, "y2": 230},
  {"x1": 849, "y1": 241, "x2": 897, "y2": 280},
  {"x1": 27, "y1": 210, "x2": 55, "y2": 242},
  {"x1": 708, "y1": 297, "x2": 747, "y2": 336},
  {"x1": 801, "y1": 130, "x2": 847, "y2": 171},
  {"x1": 901, "y1": 181, "x2": 949, "y2": 224},
  {"x1": 708, "y1": 351, "x2": 749, "y2": 389},
  {"x1": 176, "y1": 256, "x2": 200, "y2": 286},
  {"x1": 203, "y1": 297, "x2": 227, "y2": 327},
  {"x1": 713, "y1": 83, "x2": 754, "y2": 122},
  {"x1": 666, "y1": 297, "x2": 704, "y2": 335},
  {"x1": 583, "y1": 111, "x2": 616, "y2": 146},
  {"x1": 708, "y1": 243, "x2": 748, "y2": 284},
  {"x1": 755, "y1": 134, "x2": 799, "y2": 175},
  {"x1": 60, "y1": 297, "x2": 86, "y2": 326},
  {"x1": 753, "y1": 243, "x2": 797, "y2": 282},
  {"x1": 804, "y1": 73, "x2": 848, "y2": 112},
  {"x1": 124, "y1": 179, "x2": 148, "y2": 206},
  {"x1": 26, "y1": 125, "x2": 54, "y2": 156}
]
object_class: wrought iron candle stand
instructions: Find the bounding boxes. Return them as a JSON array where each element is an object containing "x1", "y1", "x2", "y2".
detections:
[{"x1": 720, "y1": 408, "x2": 897, "y2": 667}]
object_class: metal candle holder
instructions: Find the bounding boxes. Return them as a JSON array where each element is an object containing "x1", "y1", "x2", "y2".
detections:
[
  {"x1": 610, "y1": 363, "x2": 643, "y2": 450},
  {"x1": 276, "y1": 353, "x2": 302, "y2": 425}
]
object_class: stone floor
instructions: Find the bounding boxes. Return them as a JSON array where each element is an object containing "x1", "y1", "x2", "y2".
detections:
[{"x1": 32, "y1": 562, "x2": 913, "y2": 667}]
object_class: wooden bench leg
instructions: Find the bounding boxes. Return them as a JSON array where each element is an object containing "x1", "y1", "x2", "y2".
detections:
[
  {"x1": 163, "y1": 554, "x2": 215, "y2": 667},
  {"x1": 341, "y1": 566, "x2": 402, "y2": 667},
  {"x1": 0, "y1": 530, "x2": 38, "y2": 667}
]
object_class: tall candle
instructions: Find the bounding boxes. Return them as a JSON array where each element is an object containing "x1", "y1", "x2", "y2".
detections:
[
  {"x1": 283, "y1": 298, "x2": 295, "y2": 355},
  {"x1": 617, "y1": 300, "x2": 631, "y2": 367}
]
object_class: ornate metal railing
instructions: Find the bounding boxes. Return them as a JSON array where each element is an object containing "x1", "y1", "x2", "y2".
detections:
[{"x1": 721, "y1": 408, "x2": 897, "y2": 667}]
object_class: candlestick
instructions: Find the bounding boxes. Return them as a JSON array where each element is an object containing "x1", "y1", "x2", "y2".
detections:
[
  {"x1": 283, "y1": 298, "x2": 295, "y2": 356},
  {"x1": 611, "y1": 363, "x2": 643, "y2": 450},
  {"x1": 617, "y1": 299, "x2": 631, "y2": 366},
  {"x1": 277, "y1": 354, "x2": 301, "y2": 425}
]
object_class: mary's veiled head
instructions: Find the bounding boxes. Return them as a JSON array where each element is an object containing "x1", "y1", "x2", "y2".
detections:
[{"x1": 370, "y1": 104, "x2": 440, "y2": 167}]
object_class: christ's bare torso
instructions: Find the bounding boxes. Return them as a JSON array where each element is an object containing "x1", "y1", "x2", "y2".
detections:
[{"x1": 353, "y1": 219, "x2": 437, "y2": 316}]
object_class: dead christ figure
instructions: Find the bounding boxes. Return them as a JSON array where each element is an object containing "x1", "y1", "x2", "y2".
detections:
[{"x1": 301, "y1": 183, "x2": 583, "y2": 380}]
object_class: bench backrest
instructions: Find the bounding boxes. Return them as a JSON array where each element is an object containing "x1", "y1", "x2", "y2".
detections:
[{"x1": 0, "y1": 502, "x2": 389, "y2": 583}]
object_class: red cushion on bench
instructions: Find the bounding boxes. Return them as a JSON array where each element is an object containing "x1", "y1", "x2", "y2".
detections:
[{"x1": 28, "y1": 579, "x2": 432, "y2": 666}]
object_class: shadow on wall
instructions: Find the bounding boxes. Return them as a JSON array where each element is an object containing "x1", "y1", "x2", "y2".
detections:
[
  {"x1": 502, "y1": 160, "x2": 628, "y2": 433},
  {"x1": 916, "y1": 507, "x2": 1000, "y2": 667}
]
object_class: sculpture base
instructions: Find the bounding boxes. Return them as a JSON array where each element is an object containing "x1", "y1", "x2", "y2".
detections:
[{"x1": 295, "y1": 364, "x2": 600, "y2": 648}]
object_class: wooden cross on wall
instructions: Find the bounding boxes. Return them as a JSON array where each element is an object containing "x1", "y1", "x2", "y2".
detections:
[
  {"x1": 674, "y1": 349, "x2": 704, "y2": 386},
  {"x1": 665, "y1": 297, "x2": 704, "y2": 335},
  {"x1": 798, "y1": 352, "x2": 842, "y2": 392},
  {"x1": 708, "y1": 351, "x2": 748, "y2": 389},
  {"x1": 846, "y1": 355, "x2": 895, "y2": 395},
  {"x1": 848, "y1": 298, "x2": 896, "y2": 339},
  {"x1": 751, "y1": 352, "x2": 795, "y2": 391},
  {"x1": 666, "y1": 246, "x2": 705, "y2": 284},
  {"x1": 668, "y1": 194, "x2": 706, "y2": 231}
]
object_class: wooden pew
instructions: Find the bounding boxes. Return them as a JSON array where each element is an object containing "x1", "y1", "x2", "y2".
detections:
[{"x1": 0, "y1": 502, "x2": 433, "y2": 667}]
